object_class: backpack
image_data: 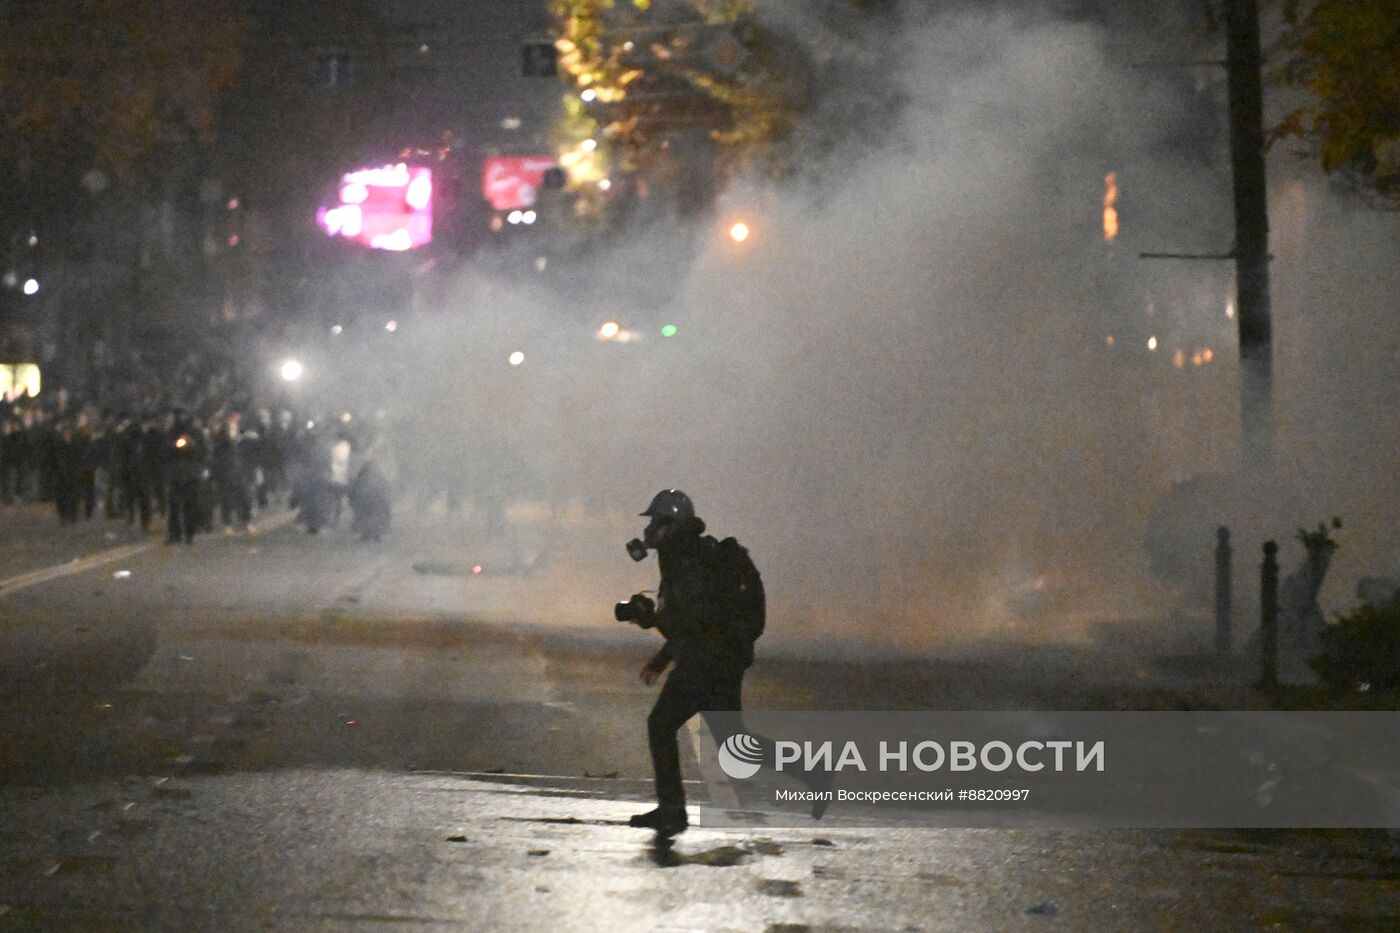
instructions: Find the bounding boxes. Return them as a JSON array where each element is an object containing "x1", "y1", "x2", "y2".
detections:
[{"x1": 709, "y1": 537, "x2": 766, "y2": 645}]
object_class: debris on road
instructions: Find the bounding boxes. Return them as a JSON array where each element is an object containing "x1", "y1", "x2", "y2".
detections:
[
  {"x1": 685, "y1": 845, "x2": 751, "y2": 867},
  {"x1": 757, "y1": 879, "x2": 803, "y2": 898}
]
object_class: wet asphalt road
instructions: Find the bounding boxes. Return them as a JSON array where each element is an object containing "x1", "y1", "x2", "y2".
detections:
[{"x1": 1, "y1": 502, "x2": 1398, "y2": 931}]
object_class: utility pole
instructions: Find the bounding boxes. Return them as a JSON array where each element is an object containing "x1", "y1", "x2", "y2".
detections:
[{"x1": 1224, "y1": 0, "x2": 1274, "y2": 467}]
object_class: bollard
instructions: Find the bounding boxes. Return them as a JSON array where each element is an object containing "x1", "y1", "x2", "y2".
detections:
[
  {"x1": 1215, "y1": 526, "x2": 1233, "y2": 654},
  {"x1": 1259, "y1": 540, "x2": 1279, "y2": 688}
]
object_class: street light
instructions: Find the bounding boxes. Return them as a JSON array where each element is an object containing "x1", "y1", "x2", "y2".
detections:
[
  {"x1": 280, "y1": 359, "x2": 304, "y2": 382},
  {"x1": 22, "y1": 278, "x2": 39, "y2": 296},
  {"x1": 508, "y1": 351, "x2": 525, "y2": 366}
]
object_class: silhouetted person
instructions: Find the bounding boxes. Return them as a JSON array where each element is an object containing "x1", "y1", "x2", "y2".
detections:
[
  {"x1": 166, "y1": 415, "x2": 206, "y2": 544},
  {"x1": 349, "y1": 457, "x2": 391, "y2": 541},
  {"x1": 46, "y1": 424, "x2": 83, "y2": 526},
  {"x1": 212, "y1": 426, "x2": 253, "y2": 531},
  {"x1": 617, "y1": 489, "x2": 770, "y2": 836}
]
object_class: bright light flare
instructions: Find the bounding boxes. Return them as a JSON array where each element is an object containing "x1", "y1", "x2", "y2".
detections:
[
  {"x1": 369, "y1": 229, "x2": 412, "y2": 251},
  {"x1": 599, "y1": 321, "x2": 621, "y2": 340},
  {"x1": 280, "y1": 359, "x2": 304, "y2": 382},
  {"x1": 1147, "y1": 336, "x2": 1158, "y2": 352},
  {"x1": 1103, "y1": 172, "x2": 1119, "y2": 241},
  {"x1": 405, "y1": 173, "x2": 432, "y2": 210},
  {"x1": 508, "y1": 351, "x2": 525, "y2": 366},
  {"x1": 581, "y1": 89, "x2": 596, "y2": 102},
  {"x1": 385, "y1": 320, "x2": 398, "y2": 332},
  {"x1": 729, "y1": 222, "x2": 750, "y2": 243},
  {"x1": 22, "y1": 278, "x2": 39, "y2": 296}
]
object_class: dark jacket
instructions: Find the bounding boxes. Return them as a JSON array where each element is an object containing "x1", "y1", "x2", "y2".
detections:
[
  {"x1": 167, "y1": 426, "x2": 207, "y2": 484},
  {"x1": 650, "y1": 519, "x2": 756, "y2": 672}
]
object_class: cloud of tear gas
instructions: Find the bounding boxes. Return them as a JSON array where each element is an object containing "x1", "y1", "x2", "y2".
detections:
[{"x1": 350, "y1": 3, "x2": 1398, "y2": 656}]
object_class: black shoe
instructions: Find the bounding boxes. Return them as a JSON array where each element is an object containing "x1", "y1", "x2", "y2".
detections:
[{"x1": 628, "y1": 806, "x2": 688, "y2": 835}]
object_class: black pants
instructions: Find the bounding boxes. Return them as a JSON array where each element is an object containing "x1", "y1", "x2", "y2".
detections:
[
  {"x1": 125, "y1": 477, "x2": 152, "y2": 531},
  {"x1": 219, "y1": 481, "x2": 252, "y2": 527},
  {"x1": 167, "y1": 480, "x2": 200, "y2": 542},
  {"x1": 648, "y1": 661, "x2": 748, "y2": 808}
]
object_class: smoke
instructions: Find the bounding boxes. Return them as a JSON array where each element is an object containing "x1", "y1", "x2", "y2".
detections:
[{"x1": 328, "y1": 2, "x2": 1399, "y2": 658}]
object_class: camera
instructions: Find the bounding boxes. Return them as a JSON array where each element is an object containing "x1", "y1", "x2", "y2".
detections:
[
  {"x1": 614, "y1": 593, "x2": 655, "y2": 624},
  {"x1": 625, "y1": 537, "x2": 649, "y2": 562}
]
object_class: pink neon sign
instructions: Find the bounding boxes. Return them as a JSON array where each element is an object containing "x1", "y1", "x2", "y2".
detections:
[{"x1": 317, "y1": 163, "x2": 432, "y2": 250}]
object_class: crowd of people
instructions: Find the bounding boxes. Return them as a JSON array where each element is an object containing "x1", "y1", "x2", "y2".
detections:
[{"x1": 1, "y1": 378, "x2": 394, "y2": 545}]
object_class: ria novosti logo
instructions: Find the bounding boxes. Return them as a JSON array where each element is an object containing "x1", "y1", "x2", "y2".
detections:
[{"x1": 718, "y1": 733, "x2": 763, "y2": 780}]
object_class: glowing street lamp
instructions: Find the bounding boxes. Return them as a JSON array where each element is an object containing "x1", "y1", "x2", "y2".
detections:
[
  {"x1": 22, "y1": 278, "x2": 39, "y2": 296},
  {"x1": 508, "y1": 351, "x2": 526, "y2": 366},
  {"x1": 728, "y1": 222, "x2": 750, "y2": 243},
  {"x1": 280, "y1": 359, "x2": 304, "y2": 382},
  {"x1": 599, "y1": 321, "x2": 621, "y2": 340}
]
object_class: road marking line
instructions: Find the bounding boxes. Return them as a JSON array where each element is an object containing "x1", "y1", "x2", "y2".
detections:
[
  {"x1": 0, "y1": 541, "x2": 155, "y2": 596},
  {"x1": 0, "y1": 510, "x2": 295, "y2": 597}
]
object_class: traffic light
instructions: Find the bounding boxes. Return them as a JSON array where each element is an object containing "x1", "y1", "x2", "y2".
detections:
[{"x1": 521, "y1": 41, "x2": 558, "y2": 77}]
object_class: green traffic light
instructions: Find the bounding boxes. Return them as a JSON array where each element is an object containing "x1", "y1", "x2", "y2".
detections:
[{"x1": 660, "y1": 323, "x2": 678, "y2": 338}]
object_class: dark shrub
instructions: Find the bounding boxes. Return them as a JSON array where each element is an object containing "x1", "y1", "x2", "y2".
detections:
[{"x1": 1311, "y1": 600, "x2": 1400, "y2": 692}]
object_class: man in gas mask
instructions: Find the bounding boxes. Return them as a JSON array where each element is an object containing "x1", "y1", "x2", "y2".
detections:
[{"x1": 616, "y1": 489, "x2": 769, "y2": 836}]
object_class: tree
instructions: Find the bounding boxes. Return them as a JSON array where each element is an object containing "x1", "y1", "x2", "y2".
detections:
[
  {"x1": 548, "y1": 0, "x2": 812, "y2": 217},
  {"x1": 0, "y1": 0, "x2": 244, "y2": 198},
  {"x1": 0, "y1": 0, "x2": 246, "y2": 384},
  {"x1": 1273, "y1": 0, "x2": 1400, "y2": 208}
]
